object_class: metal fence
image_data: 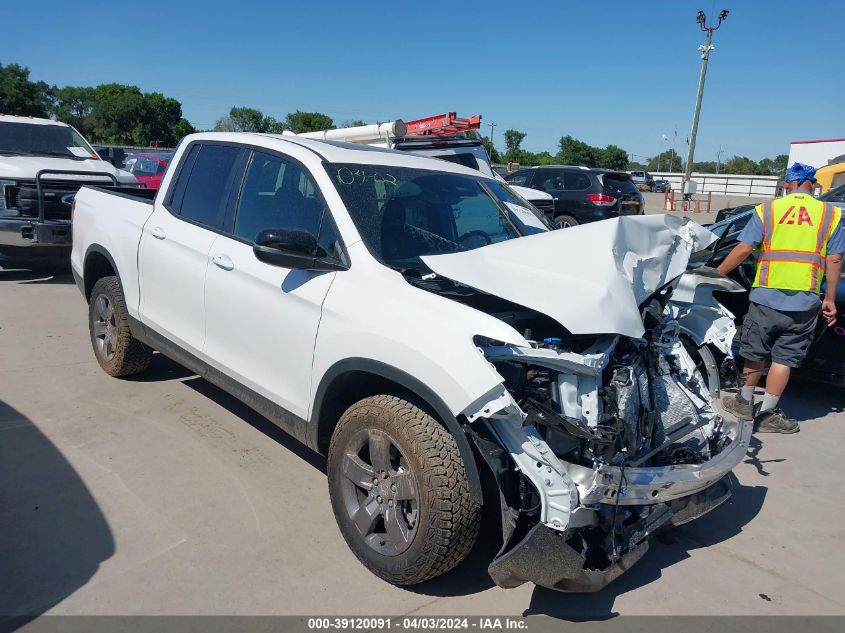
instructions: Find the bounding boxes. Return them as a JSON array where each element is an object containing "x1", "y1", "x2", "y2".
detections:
[{"x1": 651, "y1": 172, "x2": 779, "y2": 197}]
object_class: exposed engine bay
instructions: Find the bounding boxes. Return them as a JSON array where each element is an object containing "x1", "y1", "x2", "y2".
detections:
[{"x1": 409, "y1": 216, "x2": 752, "y2": 591}]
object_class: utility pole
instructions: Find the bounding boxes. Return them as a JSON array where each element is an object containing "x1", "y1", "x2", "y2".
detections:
[
  {"x1": 488, "y1": 121, "x2": 497, "y2": 158},
  {"x1": 716, "y1": 145, "x2": 724, "y2": 174},
  {"x1": 672, "y1": 126, "x2": 678, "y2": 173},
  {"x1": 683, "y1": 9, "x2": 729, "y2": 196}
]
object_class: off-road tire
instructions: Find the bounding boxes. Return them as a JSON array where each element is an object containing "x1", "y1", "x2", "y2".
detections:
[
  {"x1": 327, "y1": 394, "x2": 480, "y2": 585},
  {"x1": 554, "y1": 214, "x2": 579, "y2": 229},
  {"x1": 88, "y1": 276, "x2": 153, "y2": 377}
]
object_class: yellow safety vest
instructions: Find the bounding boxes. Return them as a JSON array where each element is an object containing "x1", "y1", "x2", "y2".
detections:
[{"x1": 752, "y1": 192, "x2": 841, "y2": 293}]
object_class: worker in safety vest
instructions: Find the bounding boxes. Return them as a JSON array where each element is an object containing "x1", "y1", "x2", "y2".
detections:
[{"x1": 718, "y1": 163, "x2": 843, "y2": 433}]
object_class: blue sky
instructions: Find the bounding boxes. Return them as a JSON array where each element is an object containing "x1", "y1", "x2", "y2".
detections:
[{"x1": 3, "y1": 0, "x2": 842, "y2": 161}]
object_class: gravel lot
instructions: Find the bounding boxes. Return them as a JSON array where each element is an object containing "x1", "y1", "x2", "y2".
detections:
[{"x1": 2, "y1": 218, "x2": 843, "y2": 619}]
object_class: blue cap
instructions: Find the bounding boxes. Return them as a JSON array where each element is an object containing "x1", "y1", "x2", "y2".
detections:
[{"x1": 785, "y1": 162, "x2": 817, "y2": 184}]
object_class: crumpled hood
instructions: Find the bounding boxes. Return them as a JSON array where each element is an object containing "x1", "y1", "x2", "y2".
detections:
[
  {"x1": 0, "y1": 155, "x2": 136, "y2": 183},
  {"x1": 421, "y1": 215, "x2": 717, "y2": 339}
]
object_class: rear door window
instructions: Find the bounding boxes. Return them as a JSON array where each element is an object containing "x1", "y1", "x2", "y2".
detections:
[
  {"x1": 173, "y1": 144, "x2": 242, "y2": 229},
  {"x1": 563, "y1": 172, "x2": 591, "y2": 190},
  {"x1": 534, "y1": 170, "x2": 564, "y2": 192}
]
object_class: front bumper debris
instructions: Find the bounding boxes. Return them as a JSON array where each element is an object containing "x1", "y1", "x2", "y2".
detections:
[
  {"x1": 488, "y1": 475, "x2": 734, "y2": 592},
  {"x1": 570, "y1": 418, "x2": 752, "y2": 506},
  {"x1": 488, "y1": 523, "x2": 649, "y2": 592}
]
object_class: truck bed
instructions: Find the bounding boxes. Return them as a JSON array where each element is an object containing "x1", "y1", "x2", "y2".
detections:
[{"x1": 70, "y1": 186, "x2": 158, "y2": 319}]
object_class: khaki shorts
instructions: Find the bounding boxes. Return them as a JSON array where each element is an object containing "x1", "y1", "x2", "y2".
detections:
[{"x1": 739, "y1": 302, "x2": 819, "y2": 368}]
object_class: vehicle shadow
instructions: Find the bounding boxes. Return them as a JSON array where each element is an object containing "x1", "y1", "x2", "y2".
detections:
[
  {"x1": 0, "y1": 400, "x2": 114, "y2": 631},
  {"x1": 0, "y1": 269, "x2": 74, "y2": 285},
  {"x1": 182, "y1": 374, "x2": 327, "y2": 475},
  {"x1": 122, "y1": 352, "x2": 196, "y2": 383},
  {"x1": 522, "y1": 478, "x2": 767, "y2": 619}
]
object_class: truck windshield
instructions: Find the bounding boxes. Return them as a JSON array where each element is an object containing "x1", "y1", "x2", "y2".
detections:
[
  {"x1": 327, "y1": 163, "x2": 523, "y2": 269},
  {"x1": 0, "y1": 122, "x2": 96, "y2": 159}
]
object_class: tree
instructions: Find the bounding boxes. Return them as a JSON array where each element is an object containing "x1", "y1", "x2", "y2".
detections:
[
  {"x1": 557, "y1": 135, "x2": 599, "y2": 167},
  {"x1": 627, "y1": 161, "x2": 647, "y2": 170},
  {"x1": 647, "y1": 149, "x2": 682, "y2": 172},
  {"x1": 89, "y1": 83, "x2": 147, "y2": 144},
  {"x1": 503, "y1": 129, "x2": 527, "y2": 163},
  {"x1": 691, "y1": 161, "x2": 718, "y2": 173},
  {"x1": 723, "y1": 155, "x2": 765, "y2": 175},
  {"x1": 0, "y1": 62, "x2": 53, "y2": 117},
  {"x1": 479, "y1": 135, "x2": 501, "y2": 163},
  {"x1": 214, "y1": 106, "x2": 278, "y2": 133},
  {"x1": 284, "y1": 110, "x2": 333, "y2": 133},
  {"x1": 52, "y1": 86, "x2": 97, "y2": 136},
  {"x1": 338, "y1": 119, "x2": 366, "y2": 128},
  {"x1": 600, "y1": 144, "x2": 628, "y2": 171},
  {"x1": 758, "y1": 154, "x2": 788, "y2": 176}
]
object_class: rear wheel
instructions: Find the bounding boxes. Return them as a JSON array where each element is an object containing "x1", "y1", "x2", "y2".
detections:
[
  {"x1": 553, "y1": 214, "x2": 579, "y2": 229},
  {"x1": 327, "y1": 394, "x2": 480, "y2": 585},
  {"x1": 88, "y1": 276, "x2": 153, "y2": 377}
]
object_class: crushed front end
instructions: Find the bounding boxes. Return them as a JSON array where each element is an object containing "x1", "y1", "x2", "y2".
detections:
[{"x1": 467, "y1": 286, "x2": 751, "y2": 592}]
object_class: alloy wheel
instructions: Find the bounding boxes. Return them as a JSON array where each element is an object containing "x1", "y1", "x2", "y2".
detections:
[
  {"x1": 339, "y1": 428, "x2": 420, "y2": 556},
  {"x1": 92, "y1": 294, "x2": 118, "y2": 361}
]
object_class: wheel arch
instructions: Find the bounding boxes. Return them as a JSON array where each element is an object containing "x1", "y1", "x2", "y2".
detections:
[
  {"x1": 309, "y1": 358, "x2": 484, "y2": 504},
  {"x1": 82, "y1": 244, "x2": 119, "y2": 301}
]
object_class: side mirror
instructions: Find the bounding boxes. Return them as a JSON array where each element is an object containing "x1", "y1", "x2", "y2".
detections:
[{"x1": 253, "y1": 228, "x2": 348, "y2": 272}]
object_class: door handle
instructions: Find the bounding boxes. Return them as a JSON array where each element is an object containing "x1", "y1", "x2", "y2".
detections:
[
  {"x1": 150, "y1": 226, "x2": 166, "y2": 240},
  {"x1": 212, "y1": 253, "x2": 234, "y2": 271}
]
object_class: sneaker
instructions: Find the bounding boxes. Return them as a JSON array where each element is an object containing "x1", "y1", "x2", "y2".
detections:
[
  {"x1": 754, "y1": 408, "x2": 799, "y2": 434},
  {"x1": 721, "y1": 394, "x2": 753, "y2": 420}
]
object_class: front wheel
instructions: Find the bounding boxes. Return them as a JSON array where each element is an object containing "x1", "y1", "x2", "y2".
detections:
[{"x1": 327, "y1": 395, "x2": 480, "y2": 585}]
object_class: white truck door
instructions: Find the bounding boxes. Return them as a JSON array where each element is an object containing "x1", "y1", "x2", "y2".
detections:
[
  {"x1": 138, "y1": 143, "x2": 244, "y2": 357},
  {"x1": 202, "y1": 149, "x2": 336, "y2": 421}
]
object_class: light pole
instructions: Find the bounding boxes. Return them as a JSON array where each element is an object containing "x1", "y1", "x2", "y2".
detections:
[{"x1": 683, "y1": 9, "x2": 729, "y2": 197}]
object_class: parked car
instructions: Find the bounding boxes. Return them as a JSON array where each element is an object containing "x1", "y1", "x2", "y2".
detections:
[
  {"x1": 0, "y1": 114, "x2": 137, "y2": 271},
  {"x1": 630, "y1": 170, "x2": 655, "y2": 192},
  {"x1": 72, "y1": 132, "x2": 749, "y2": 592},
  {"x1": 700, "y1": 209, "x2": 845, "y2": 387},
  {"x1": 123, "y1": 151, "x2": 174, "y2": 189},
  {"x1": 505, "y1": 166, "x2": 644, "y2": 228},
  {"x1": 653, "y1": 179, "x2": 672, "y2": 193}
]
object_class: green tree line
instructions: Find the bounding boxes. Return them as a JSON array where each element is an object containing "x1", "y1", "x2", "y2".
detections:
[
  {"x1": 491, "y1": 127, "x2": 789, "y2": 176},
  {"x1": 1, "y1": 62, "x2": 195, "y2": 146},
  {"x1": 3, "y1": 61, "x2": 791, "y2": 174},
  {"x1": 632, "y1": 149, "x2": 789, "y2": 176}
]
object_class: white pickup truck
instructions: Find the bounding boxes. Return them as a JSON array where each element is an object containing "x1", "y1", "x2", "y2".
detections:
[
  {"x1": 0, "y1": 114, "x2": 136, "y2": 270},
  {"x1": 71, "y1": 132, "x2": 750, "y2": 592}
]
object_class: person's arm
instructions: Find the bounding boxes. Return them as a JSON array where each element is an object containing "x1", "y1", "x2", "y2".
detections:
[
  {"x1": 821, "y1": 218, "x2": 844, "y2": 326},
  {"x1": 717, "y1": 211, "x2": 763, "y2": 277},
  {"x1": 821, "y1": 253, "x2": 841, "y2": 326},
  {"x1": 717, "y1": 242, "x2": 755, "y2": 276}
]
